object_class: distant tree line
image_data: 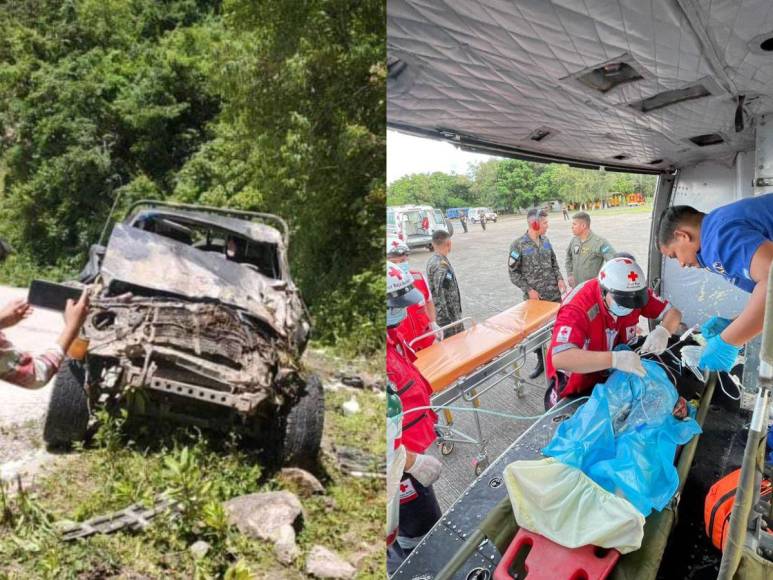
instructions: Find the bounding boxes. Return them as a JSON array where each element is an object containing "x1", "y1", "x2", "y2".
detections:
[{"x1": 387, "y1": 159, "x2": 657, "y2": 212}]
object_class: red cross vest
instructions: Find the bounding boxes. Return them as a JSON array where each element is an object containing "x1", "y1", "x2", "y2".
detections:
[
  {"x1": 386, "y1": 328, "x2": 437, "y2": 454},
  {"x1": 546, "y1": 278, "x2": 669, "y2": 397},
  {"x1": 397, "y1": 270, "x2": 435, "y2": 352}
]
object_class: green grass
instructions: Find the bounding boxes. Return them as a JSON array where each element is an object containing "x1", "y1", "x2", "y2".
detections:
[{"x1": 0, "y1": 388, "x2": 385, "y2": 579}]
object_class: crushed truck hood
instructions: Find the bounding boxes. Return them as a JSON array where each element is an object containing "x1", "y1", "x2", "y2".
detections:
[{"x1": 100, "y1": 224, "x2": 292, "y2": 337}]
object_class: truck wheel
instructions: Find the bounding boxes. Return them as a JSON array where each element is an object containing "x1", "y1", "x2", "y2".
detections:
[
  {"x1": 271, "y1": 374, "x2": 324, "y2": 468},
  {"x1": 43, "y1": 359, "x2": 90, "y2": 449}
]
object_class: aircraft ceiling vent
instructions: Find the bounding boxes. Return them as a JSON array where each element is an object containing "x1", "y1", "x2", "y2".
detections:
[
  {"x1": 629, "y1": 83, "x2": 713, "y2": 114},
  {"x1": 575, "y1": 61, "x2": 643, "y2": 94}
]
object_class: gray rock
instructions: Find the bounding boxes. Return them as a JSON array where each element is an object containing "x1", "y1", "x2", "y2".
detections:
[
  {"x1": 223, "y1": 491, "x2": 303, "y2": 540},
  {"x1": 189, "y1": 540, "x2": 210, "y2": 559},
  {"x1": 279, "y1": 467, "x2": 325, "y2": 497},
  {"x1": 360, "y1": 371, "x2": 385, "y2": 391},
  {"x1": 305, "y1": 545, "x2": 356, "y2": 579},
  {"x1": 323, "y1": 380, "x2": 345, "y2": 392},
  {"x1": 273, "y1": 523, "x2": 300, "y2": 565}
]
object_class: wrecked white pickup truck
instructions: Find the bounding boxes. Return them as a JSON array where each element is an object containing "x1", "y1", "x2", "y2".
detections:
[{"x1": 43, "y1": 200, "x2": 322, "y2": 467}]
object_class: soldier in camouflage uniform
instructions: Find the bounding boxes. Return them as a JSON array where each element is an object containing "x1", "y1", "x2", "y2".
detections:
[
  {"x1": 508, "y1": 208, "x2": 566, "y2": 378},
  {"x1": 426, "y1": 230, "x2": 463, "y2": 338},
  {"x1": 565, "y1": 212, "x2": 616, "y2": 286}
]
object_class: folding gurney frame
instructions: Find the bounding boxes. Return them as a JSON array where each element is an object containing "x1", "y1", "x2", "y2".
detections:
[{"x1": 413, "y1": 299, "x2": 560, "y2": 475}]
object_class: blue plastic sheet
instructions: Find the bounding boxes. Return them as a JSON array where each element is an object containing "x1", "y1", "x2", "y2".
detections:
[{"x1": 543, "y1": 354, "x2": 702, "y2": 516}]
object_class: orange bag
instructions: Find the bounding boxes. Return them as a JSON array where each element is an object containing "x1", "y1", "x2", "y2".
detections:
[{"x1": 704, "y1": 468, "x2": 772, "y2": 551}]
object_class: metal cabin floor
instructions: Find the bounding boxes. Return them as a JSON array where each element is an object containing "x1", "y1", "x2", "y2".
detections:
[{"x1": 658, "y1": 395, "x2": 750, "y2": 580}]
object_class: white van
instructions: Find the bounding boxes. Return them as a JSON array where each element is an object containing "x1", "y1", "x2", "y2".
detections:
[
  {"x1": 386, "y1": 204, "x2": 451, "y2": 250},
  {"x1": 468, "y1": 207, "x2": 497, "y2": 223}
]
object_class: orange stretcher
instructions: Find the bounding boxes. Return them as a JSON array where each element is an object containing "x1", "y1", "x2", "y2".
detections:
[{"x1": 413, "y1": 299, "x2": 560, "y2": 475}]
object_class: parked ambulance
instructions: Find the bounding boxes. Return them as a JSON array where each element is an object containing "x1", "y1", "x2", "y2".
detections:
[{"x1": 387, "y1": 205, "x2": 452, "y2": 250}]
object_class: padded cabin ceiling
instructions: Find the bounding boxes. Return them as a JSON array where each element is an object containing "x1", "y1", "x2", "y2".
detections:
[{"x1": 387, "y1": 0, "x2": 773, "y2": 172}]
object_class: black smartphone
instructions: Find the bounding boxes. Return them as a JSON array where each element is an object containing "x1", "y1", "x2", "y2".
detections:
[{"x1": 28, "y1": 280, "x2": 84, "y2": 312}]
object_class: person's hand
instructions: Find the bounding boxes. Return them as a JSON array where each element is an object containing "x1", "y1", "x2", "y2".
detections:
[
  {"x1": 699, "y1": 335, "x2": 740, "y2": 372},
  {"x1": 405, "y1": 453, "x2": 442, "y2": 487},
  {"x1": 672, "y1": 396, "x2": 688, "y2": 420},
  {"x1": 528, "y1": 289, "x2": 540, "y2": 300},
  {"x1": 701, "y1": 316, "x2": 732, "y2": 339},
  {"x1": 63, "y1": 288, "x2": 90, "y2": 332},
  {"x1": 611, "y1": 350, "x2": 646, "y2": 377},
  {"x1": 567, "y1": 275, "x2": 576, "y2": 288},
  {"x1": 429, "y1": 321, "x2": 443, "y2": 341},
  {"x1": 558, "y1": 279, "x2": 567, "y2": 294},
  {"x1": 640, "y1": 325, "x2": 670, "y2": 355},
  {"x1": 0, "y1": 298, "x2": 32, "y2": 329}
]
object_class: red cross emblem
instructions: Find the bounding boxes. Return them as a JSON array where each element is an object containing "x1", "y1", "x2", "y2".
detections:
[
  {"x1": 627, "y1": 270, "x2": 639, "y2": 282},
  {"x1": 389, "y1": 266, "x2": 403, "y2": 280},
  {"x1": 600, "y1": 271, "x2": 606, "y2": 279},
  {"x1": 400, "y1": 483, "x2": 408, "y2": 493}
]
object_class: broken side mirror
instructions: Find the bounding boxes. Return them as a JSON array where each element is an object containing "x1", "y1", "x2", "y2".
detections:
[{"x1": 79, "y1": 244, "x2": 107, "y2": 283}]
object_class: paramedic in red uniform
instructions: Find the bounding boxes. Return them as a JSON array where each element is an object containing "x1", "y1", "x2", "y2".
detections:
[
  {"x1": 544, "y1": 256, "x2": 683, "y2": 409},
  {"x1": 387, "y1": 238, "x2": 440, "y2": 350},
  {"x1": 386, "y1": 261, "x2": 443, "y2": 574}
]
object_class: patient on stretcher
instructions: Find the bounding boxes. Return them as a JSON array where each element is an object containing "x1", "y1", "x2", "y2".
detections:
[{"x1": 543, "y1": 357, "x2": 702, "y2": 516}]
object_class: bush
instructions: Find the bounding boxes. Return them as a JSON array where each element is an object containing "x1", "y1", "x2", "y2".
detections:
[{"x1": 313, "y1": 267, "x2": 384, "y2": 355}]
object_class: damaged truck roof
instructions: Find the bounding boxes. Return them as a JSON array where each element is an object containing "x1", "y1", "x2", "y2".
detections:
[
  {"x1": 132, "y1": 209, "x2": 285, "y2": 246},
  {"x1": 100, "y1": 224, "x2": 291, "y2": 336}
]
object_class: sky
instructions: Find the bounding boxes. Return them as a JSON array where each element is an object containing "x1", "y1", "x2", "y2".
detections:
[{"x1": 387, "y1": 130, "x2": 495, "y2": 184}]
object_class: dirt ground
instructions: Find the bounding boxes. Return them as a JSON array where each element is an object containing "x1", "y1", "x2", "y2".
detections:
[
  {"x1": 0, "y1": 286, "x2": 64, "y2": 483},
  {"x1": 406, "y1": 208, "x2": 654, "y2": 509}
]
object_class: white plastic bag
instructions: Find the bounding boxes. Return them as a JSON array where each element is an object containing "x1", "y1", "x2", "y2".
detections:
[
  {"x1": 386, "y1": 445, "x2": 406, "y2": 544},
  {"x1": 504, "y1": 458, "x2": 645, "y2": 554}
]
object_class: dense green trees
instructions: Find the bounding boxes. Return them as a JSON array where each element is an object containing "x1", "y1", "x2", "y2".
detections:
[
  {"x1": 0, "y1": 0, "x2": 384, "y2": 354},
  {"x1": 388, "y1": 157, "x2": 657, "y2": 211}
]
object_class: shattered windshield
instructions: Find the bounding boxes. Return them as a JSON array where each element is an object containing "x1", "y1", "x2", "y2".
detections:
[{"x1": 133, "y1": 215, "x2": 283, "y2": 280}]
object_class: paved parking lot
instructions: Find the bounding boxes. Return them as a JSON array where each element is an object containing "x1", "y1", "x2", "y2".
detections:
[{"x1": 406, "y1": 209, "x2": 653, "y2": 509}]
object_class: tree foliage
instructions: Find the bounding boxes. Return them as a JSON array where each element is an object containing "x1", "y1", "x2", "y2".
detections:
[
  {"x1": 0, "y1": 0, "x2": 384, "y2": 354},
  {"x1": 388, "y1": 158, "x2": 657, "y2": 211}
]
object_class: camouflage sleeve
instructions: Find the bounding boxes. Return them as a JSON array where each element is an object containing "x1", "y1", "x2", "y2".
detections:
[
  {"x1": 564, "y1": 243, "x2": 573, "y2": 277},
  {"x1": 600, "y1": 237, "x2": 616, "y2": 261},
  {"x1": 550, "y1": 246, "x2": 564, "y2": 282},
  {"x1": 507, "y1": 244, "x2": 530, "y2": 294},
  {"x1": 429, "y1": 262, "x2": 451, "y2": 321},
  {"x1": 0, "y1": 332, "x2": 64, "y2": 389}
]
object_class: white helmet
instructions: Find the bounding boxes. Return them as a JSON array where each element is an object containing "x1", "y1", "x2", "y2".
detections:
[
  {"x1": 387, "y1": 261, "x2": 424, "y2": 327},
  {"x1": 387, "y1": 236, "x2": 409, "y2": 258},
  {"x1": 598, "y1": 257, "x2": 648, "y2": 309}
]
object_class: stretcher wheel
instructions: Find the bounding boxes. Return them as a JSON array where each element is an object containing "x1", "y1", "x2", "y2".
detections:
[
  {"x1": 440, "y1": 441, "x2": 454, "y2": 456},
  {"x1": 474, "y1": 458, "x2": 489, "y2": 476}
]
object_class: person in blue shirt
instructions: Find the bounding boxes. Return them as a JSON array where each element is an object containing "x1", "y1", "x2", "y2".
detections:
[{"x1": 657, "y1": 194, "x2": 773, "y2": 372}]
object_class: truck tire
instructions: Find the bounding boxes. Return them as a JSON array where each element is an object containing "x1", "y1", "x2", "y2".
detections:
[
  {"x1": 43, "y1": 359, "x2": 90, "y2": 449},
  {"x1": 271, "y1": 374, "x2": 324, "y2": 468}
]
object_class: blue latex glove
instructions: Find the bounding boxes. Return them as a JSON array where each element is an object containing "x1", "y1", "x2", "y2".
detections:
[
  {"x1": 700, "y1": 316, "x2": 733, "y2": 339},
  {"x1": 699, "y1": 334, "x2": 740, "y2": 372}
]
